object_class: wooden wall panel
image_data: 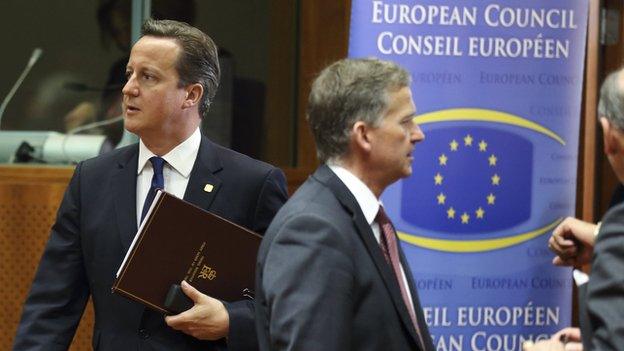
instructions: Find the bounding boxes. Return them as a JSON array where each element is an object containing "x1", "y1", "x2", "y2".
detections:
[
  {"x1": 579, "y1": 0, "x2": 601, "y2": 222},
  {"x1": 0, "y1": 166, "x2": 94, "y2": 350},
  {"x1": 296, "y1": 0, "x2": 351, "y2": 169}
]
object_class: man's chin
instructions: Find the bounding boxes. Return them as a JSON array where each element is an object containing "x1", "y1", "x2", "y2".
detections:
[
  {"x1": 402, "y1": 167, "x2": 413, "y2": 178},
  {"x1": 123, "y1": 122, "x2": 140, "y2": 136}
]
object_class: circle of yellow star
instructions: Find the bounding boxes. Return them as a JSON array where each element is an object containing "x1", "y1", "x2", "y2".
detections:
[
  {"x1": 447, "y1": 207, "x2": 456, "y2": 219},
  {"x1": 475, "y1": 207, "x2": 485, "y2": 219},
  {"x1": 461, "y1": 212, "x2": 470, "y2": 224},
  {"x1": 487, "y1": 193, "x2": 496, "y2": 205},
  {"x1": 491, "y1": 174, "x2": 501, "y2": 185},
  {"x1": 488, "y1": 154, "x2": 497, "y2": 166},
  {"x1": 438, "y1": 135, "x2": 501, "y2": 225},
  {"x1": 434, "y1": 173, "x2": 443, "y2": 185},
  {"x1": 450, "y1": 140, "x2": 459, "y2": 151},
  {"x1": 437, "y1": 193, "x2": 446, "y2": 205},
  {"x1": 438, "y1": 154, "x2": 448, "y2": 166},
  {"x1": 479, "y1": 140, "x2": 488, "y2": 152}
]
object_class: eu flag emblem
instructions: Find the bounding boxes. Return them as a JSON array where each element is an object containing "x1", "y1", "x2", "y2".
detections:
[{"x1": 401, "y1": 126, "x2": 532, "y2": 234}]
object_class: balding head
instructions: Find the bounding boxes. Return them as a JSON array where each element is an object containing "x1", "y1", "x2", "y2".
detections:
[
  {"x1": 599, "y1": 68, "x2": 624, "y2": 130},
  {"x1": 599, "y1": 67, "x2": 624, "y2": 184}
]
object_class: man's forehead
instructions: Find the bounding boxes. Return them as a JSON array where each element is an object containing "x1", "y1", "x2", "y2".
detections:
[
  {"x1": 128, "y1": 36, "x2": 180, "y2": 68},
  {"x1": 380, "y1": 86, "x2": 416, "y2": 119},
  {"x1": 135, "y1": 35, "x2": 180, "y2": 49},
  {"x1": 389, "y1": 86, "x2": 414, "y2": 105}
]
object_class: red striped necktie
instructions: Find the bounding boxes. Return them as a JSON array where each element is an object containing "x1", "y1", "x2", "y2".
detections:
[{"x1": 376, "y1": 206, "x2": 425, "y2": 349}]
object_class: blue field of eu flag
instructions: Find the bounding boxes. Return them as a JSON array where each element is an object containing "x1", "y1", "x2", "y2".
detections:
[{"x1": 401, "y1": 126, "x2": 532, "y2": 234}]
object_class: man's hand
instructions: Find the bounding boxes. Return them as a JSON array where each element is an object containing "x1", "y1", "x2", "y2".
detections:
[
  {"x1": 164, "y1": 281, "x2": 230, "y2": 340},
  {"x1": 549, "y1": 217, "x2": 597, "y2": 267},
  {"x1": 523, "y1": 327, "x2": 582, "y2": 351},
  {"x1": 552, "y1": 327, "x2": 582, "y2": 351}
]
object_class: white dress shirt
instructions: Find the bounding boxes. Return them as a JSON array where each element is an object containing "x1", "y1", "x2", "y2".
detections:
[
  {"x1": 136, "y1": 127, "x2": 201, "y2": 226},
  {"x1": 328, "y1": 164, "x2": 415, "y2": 308}
]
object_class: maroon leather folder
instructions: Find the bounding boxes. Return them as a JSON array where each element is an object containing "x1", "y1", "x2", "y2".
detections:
[{"x1": 112, "y1": 190, "x2": 261, "y2": 314}]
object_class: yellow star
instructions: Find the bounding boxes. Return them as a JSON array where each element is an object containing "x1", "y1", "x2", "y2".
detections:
[
  {"x1": 437, "y1": 193, "x2": 446, "y2": 205},
  {"x1": 487, "y1": 193, "x2": 496, "y2": 205},
  {"x1": 450, "y1": 140, "x2": 459, "y2": 151},
  {"x1": 479, "y1": 140, "x2": 488, "y2": 151},
  {"x1": 475, "y1": 207, "x2": 485, "y2": 219},
  {"x1": 439, "y1": 154, "x2": 448, "y2": 166},
  {"x1": 488, "y1": 154, "x2": 497, "y2": 166},
  {"x1": 464, "y1": 134, "x2": 473, "y2": 146},
  {"x1": 434, "y1": 173, "x2": 443, "y2": 185},
  {"x1": 491, "y1": 174, "x2": 501, "y2": 185},
  {"x1": 461, "y1": 212, "x2": 470, "y2": 224},
  {"x1": 447, "y1": 207, "x2": 455, "y2": 219}
]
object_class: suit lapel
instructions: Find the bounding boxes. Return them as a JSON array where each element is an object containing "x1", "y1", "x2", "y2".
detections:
[
  {"x1": 112, "y1": 146, "x2": 139, "y2": 253},
  {"x1": 314, "y1": 165, "x2": 422, "y2": 346},
  {"x1": 183, "y1": 136, "x2": 222, "y2": 209}
]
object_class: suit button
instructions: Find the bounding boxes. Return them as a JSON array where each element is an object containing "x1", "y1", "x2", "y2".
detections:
[{"x1": 138, "y1": 328, "x2": 150, "y2": 339}]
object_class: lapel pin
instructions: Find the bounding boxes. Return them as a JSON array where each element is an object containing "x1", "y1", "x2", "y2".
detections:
[{"x1": 203, "y1": 184, "x2": 214, "y2": 193}]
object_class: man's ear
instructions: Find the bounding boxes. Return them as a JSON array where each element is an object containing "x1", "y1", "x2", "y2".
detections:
[
  {"x1": 601, "y1": 117, "x2": 621, "y2": 156},
  {"x1": 352, "y1": 121, "x2": 372, "y2": 153},
  {"x1": 183, "y1": 83, "x2": 203, "y2": 109}
]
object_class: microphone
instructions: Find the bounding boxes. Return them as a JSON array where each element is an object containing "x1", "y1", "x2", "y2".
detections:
[
  {"x1": 0, "y1": 48, "x2": 43, "y2": 128},
  {"x1": 28, "y1": 48, "x2": 43, "y2": 66},
  {"x1": 66, "y1": 114, "x2": 124, "y2": 135}
]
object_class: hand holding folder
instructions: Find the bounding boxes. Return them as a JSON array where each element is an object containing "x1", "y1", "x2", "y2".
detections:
[
  {"x1": 164, "y1": 280, "x2": 231, "y2": 340},
  {"x1": 112, "y1": 190, "x2": 261, "y2": 314}
]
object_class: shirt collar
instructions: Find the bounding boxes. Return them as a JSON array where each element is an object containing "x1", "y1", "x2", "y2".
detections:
[
  {"x1": 327, "y1": 163, "x2": 380, "y2": 225},
  {"x1": 137, "y1": 127, "x2": 201, "y2": 178}
]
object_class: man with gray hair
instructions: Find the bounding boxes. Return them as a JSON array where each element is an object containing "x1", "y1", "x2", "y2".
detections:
[
  {"x1": 255, "y1": 58, "x2": 434, "y2": 350},
  {"x1": 525, "y1": 68, "x2": 624, "y2": 350}
]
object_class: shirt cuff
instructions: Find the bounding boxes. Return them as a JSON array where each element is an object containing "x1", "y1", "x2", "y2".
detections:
[{"x1": 593, "y1": 221, "x2": 602, "y2": 237}]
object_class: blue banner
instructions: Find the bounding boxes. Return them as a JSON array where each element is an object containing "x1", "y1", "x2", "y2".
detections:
[{"x1": 349, "y1": 1, "x2": 588, "y2": 349}]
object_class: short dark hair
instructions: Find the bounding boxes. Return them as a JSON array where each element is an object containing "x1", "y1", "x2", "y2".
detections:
[
  {"x1": 307, "y1": 58, "x2": 411, "y2": 162},
  {"x1": 141, "y1": 19, "x2": 219, "y2": 118}
]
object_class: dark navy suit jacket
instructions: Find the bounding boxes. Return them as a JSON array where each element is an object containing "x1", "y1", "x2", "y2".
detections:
[{"x1": 13, "y1": 136, "x2": 288, "y2": 351}]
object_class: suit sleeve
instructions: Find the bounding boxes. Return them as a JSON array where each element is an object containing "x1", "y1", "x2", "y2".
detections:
[
  {"x1": 226, "y1": 167, "x2": 288, "y2": 351},
  {"x1": 586, "y1": 204, "x2": 624, "y2": 350},
  {"x1": 259, "y1": 213, "x2": 355, "y2": 351},
  {"x1": 250, "y1": 167, "x2": 288, "y2": 234},
  {"x1": 13, "y1": 163, "x2": 89, "y2": 351}
]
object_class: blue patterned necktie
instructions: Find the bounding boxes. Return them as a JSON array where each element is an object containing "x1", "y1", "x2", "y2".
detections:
[{"x1": 140, "y1": 156, "x2": 165, "y2": 223}]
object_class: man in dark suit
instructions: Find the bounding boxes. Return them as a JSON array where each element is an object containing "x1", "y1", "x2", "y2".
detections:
[
  {"x1": 13, "y1": 19, "x2": 287, "y2": 351},
  {"x1": 525, "y1": 69, "x2": 624, "y2": 351},
  {"x1": 255, "y1": 58, "x2": 434, "y2": 350}
]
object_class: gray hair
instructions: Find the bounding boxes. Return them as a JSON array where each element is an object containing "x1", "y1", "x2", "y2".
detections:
[
  {"x1": 599, "y1": 68, "x2": 624, "y2": 130},
  {"x1": 141, "y1": 19, "x2": 220, "y2": 118},
  {"x1": 306, "y1": 58, "x2": 411, "y2": 163}
]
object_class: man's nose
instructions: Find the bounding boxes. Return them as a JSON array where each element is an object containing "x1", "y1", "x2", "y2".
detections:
[
  {"x1": 122, "y1": 76, "x2": 137, "y2": 96},
  {"x1": 411, "y1": 123, "x2": 425, "y2": 143}
]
